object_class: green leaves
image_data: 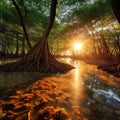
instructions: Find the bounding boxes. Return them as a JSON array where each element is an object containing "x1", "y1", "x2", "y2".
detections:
[{"x1": 0, "y1": 0, "x2": 116, "y2": 54}]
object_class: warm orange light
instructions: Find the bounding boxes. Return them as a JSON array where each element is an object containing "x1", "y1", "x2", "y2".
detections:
[{"x1": 74, "y1": 43, "x2": 82, "y2": 52}]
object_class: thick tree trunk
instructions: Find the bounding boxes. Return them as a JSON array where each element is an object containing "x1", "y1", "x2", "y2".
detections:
[
  {"x1": 0, "y1": 0, "x2": 74, "y2": 72},
  {"x1": 111, "y1": 0, "x2": 120, "y2": 23},
  {"x1": 11, "y1": 0, "x2": 32, "y2": 49},
  {"x1": 25, "y1": 0, "x2": 58, "y2": 65}
]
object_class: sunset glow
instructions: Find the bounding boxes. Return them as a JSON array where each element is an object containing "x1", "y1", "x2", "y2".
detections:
[{"x1": 74, "y1": 43, "x2": 82, "y2": 52}]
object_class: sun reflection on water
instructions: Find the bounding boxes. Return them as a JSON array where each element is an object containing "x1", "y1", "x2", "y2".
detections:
[
  {"x1": 75, "y1": 68, "x2": 79, "y2": 81},
  {"x1": 74, "y1": 61, "x2": 81, "y2": 82},
  {"x1": 72, "y1": 61, "x2": 82, "y2": 106}
]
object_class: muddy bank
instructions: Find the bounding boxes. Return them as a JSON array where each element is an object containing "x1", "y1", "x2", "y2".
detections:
[
  {"x1": 98, "y1": 61, "x2": 120, "y2": 77},
  {"x1": 0, "y1": 57, "x2": 119, "y2": 77},
  {"x1": 83, "y1": 58, "x2": 120, "y2": 77}
]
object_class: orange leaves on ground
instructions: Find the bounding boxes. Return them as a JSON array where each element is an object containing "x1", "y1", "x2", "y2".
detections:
[
  {"x1": 0, "y1": 100, "x2": 5, "y2": 105},
  {"x1": 10, "y1": 95, "x2": 19, "y2": 99},
  {"x1": 0, "y1": 76, "x2": 86, "y2": 119},
  {"x1": 30, "y1": 105, "x2": 68, "y2": 120},
  {"x1": 41, "y1": 95, "x2": 54, "y2": 103},
  {"x1": 16, "y1": 90, "x2": 23, "y2": 95},
  {"x1": 56, "y1": 97, "x2": 62, "y2": 102},
  {"x1": 34, "y1": 90, "x2": 41, "y2": 97},
  {"x1": 23, "y1": 93, "x2": 34, "y2": 99},
  {"x1": 23, "y1": 103, "x2": 34, "y2": 108}
]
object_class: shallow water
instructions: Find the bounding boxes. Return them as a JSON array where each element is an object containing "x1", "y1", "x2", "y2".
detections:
[{"x1": 0, "y1": 58, "x2": 120, "y2": 120}]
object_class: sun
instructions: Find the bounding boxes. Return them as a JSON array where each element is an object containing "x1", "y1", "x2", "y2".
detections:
[{"x1": 74, "y1": 43, "x2": 82, "y2": 52}]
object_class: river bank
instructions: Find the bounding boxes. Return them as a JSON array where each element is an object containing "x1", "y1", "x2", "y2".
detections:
[
  {"x1": 84, "y1": 58, "x2": 120, "y2": 77},
  {"x1": 0, "y1": 56, "x2": 120, "y2": 77},
  {"x1": 54, "y1": 55, "x2": 120, "y2": 78}
]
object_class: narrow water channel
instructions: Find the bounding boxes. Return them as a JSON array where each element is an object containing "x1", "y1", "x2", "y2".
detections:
[{"x1": 0, "y1": 58, "x2": 120, "y2": 120}]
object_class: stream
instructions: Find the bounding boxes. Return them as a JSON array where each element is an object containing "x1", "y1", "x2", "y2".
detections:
[{"x1": 0, "y1": 58, "x2": 120, "y2": 120}]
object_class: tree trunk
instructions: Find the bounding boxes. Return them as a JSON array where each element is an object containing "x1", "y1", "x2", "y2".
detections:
[
  {"x1": 21, "y1": 36, "x2": 25, "y2": 56},
  {"x1": 11, "y1": 0, "x2": 32, "y2": 49},
  {"x1": 15, "y1": 34, "x2": 19, "y2": 55},
  {"x1": 111, "y1": 0, "x2": 120, "y2": 23},
  {"x1": 0, "y1": 0, "x2": 74, "y2": 72},
  {"x1": 25, "y1": 0, "x2": 58, "y2": 66}
]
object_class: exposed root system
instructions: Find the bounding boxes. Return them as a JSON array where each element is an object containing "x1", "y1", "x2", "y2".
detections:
[{"x1": 0, "y1": 58, "x2": 74, "y2": 73}]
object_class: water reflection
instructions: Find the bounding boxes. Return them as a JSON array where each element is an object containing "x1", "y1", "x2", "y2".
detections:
[
  {"x1": 0, "y1": 58, "x2": 120, "y2": 120},
  {"x1": 60, "y1": 58, "x2": 120, "y2": 119},
  {"x1": 93, "y1": 89, "x2": 120, "y2": 107},
  {"x1": 73, "y1": 61, "x2": 81, "y2": 106},
  {"x1": 0, "y1": 59, "x2": 18, "y2": 65}
]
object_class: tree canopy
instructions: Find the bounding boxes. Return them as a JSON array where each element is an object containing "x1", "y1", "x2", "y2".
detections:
[{"x1": 0, "y1": 0, "x2": 120, "y2": 72}]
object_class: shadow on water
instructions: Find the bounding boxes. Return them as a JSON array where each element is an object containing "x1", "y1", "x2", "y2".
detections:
[
  {"x1": 0, "y1": 72, "x2": 52, "y2": 100},
  {"x1": 0, "y1": 58, "x2": 120, "y2": 120}
]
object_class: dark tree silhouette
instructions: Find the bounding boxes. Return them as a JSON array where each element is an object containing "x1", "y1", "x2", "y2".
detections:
[
  {"x1": 111, "y1": 0, "x2": 120, "y2": 23},
  {"x1": 0, "y1": 0, "x2": 73, "y2": 72},
  {"x1": 11, "y1": 0, "x2": 32, "y2": 49}
]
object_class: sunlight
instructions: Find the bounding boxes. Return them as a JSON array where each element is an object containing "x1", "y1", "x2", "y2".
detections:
[
  {"x1": 73, "y1": 61, "x2": 81, "y2": 83},
  {"x1": 66, "y1": 50, "x2": 72, "y2": 56},
  {"x1": 72, "y1": 61, "x2": 83, "y2": 107},
  {"x1": 75, "y1": 67, "x2": 79, "y2": 82},
  {"x1": 65, "y1": 58, "x2": 71, "y2": 64},
  {"x1": 74, "y1": 43, "x2": 82, "y2": 52}
]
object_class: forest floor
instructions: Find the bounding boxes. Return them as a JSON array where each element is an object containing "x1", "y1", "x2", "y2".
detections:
[{"x1": 0, "y1": 77, "x2": 72, "y2": 120}]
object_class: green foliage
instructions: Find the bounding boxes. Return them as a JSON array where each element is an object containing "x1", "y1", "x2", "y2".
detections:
[
  {"x1": 1, "y1": 0, "x2": 119, "y2": 56},
  {"x1": 62, "y1": 0, "x2": 112, "y2": 25}
]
